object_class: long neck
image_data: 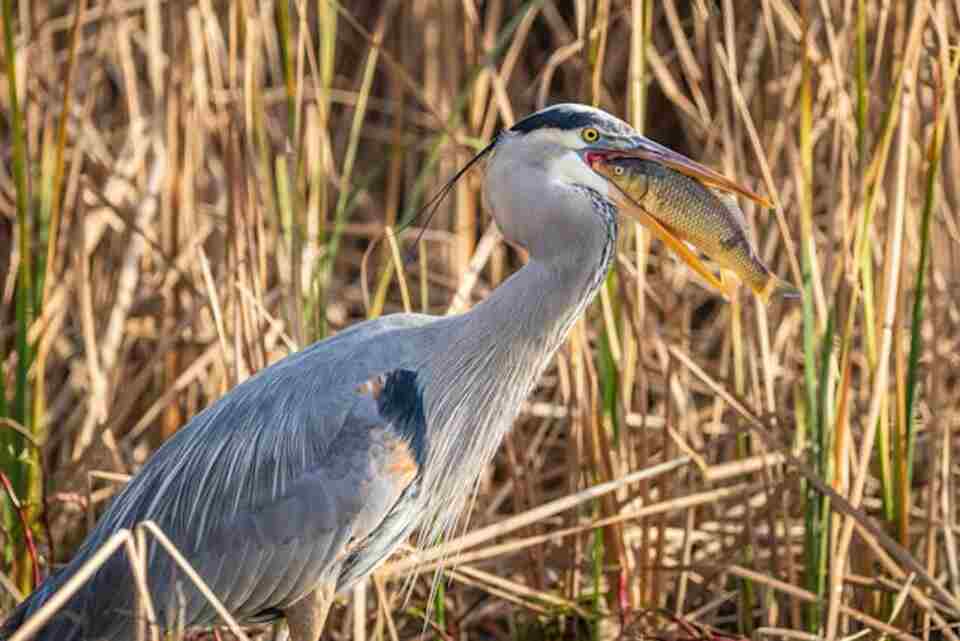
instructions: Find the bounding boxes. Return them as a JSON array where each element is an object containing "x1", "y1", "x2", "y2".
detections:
[{"x1": 415, "y1": 209, "x2": 616, "y2": 545}]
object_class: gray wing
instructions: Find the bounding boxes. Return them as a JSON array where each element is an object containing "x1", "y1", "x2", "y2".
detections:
[
  {"x1": 174, "y1": 372, "x2": 424, "y2": 625},
  {"x1": 21, "y1": 314, "x2": 431, "y2": 639}
]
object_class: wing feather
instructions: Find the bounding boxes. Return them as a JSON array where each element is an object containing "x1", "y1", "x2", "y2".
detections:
[{"x1": 14, "y1": 314, "x2": 433, "y2": 639}]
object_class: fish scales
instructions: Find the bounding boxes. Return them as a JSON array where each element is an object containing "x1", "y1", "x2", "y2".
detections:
[{"x1": 595, "y1": 157, "x2": 796, "y2": 302}]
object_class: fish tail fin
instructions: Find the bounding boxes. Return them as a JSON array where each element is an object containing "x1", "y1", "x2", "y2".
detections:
[{"x1": 753, "y1": 274, "x2": 800, "y2": 304}]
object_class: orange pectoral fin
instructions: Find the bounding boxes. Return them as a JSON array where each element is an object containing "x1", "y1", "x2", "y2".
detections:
[{"x1": 615, "y1": 193, "x2": 729, "y2": 298}]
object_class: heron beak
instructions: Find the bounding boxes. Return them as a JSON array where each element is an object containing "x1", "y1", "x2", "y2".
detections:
[{"x1": 613, "y1": 137, "x2": 773, "y2": 209}]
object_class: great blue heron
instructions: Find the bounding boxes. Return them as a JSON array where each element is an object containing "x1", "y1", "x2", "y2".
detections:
[{"x1": 2, "y1": 104, "x2": 769, "y2": 641}]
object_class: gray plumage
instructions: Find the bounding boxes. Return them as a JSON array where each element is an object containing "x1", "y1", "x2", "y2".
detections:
[{"x1": 3, "y1": 104, "x2": 698, "y2": 640}]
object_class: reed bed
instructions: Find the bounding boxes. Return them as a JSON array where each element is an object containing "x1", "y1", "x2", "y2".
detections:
[{"x1": 1, "y1": 1, "x2": 959, "y2": 639}]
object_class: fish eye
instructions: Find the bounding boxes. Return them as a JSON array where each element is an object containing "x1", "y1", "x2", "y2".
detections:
[
  {"x1": 581, "y1": 127, "x2": 600, "y2": 143},
  {"x1": 613, "y1": 166, "x2": 624, "y2": 176}
]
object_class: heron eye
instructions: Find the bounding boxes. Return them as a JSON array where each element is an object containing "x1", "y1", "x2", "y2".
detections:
[
  {"x1": 581, "y1": 127, "x2": 600, "y2": 143},
  {"x1": 613, "y1": 166, "x2": 624, "y2": 176}
]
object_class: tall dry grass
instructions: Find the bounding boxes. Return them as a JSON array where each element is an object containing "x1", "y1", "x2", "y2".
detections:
[{"x1": 1, "y1": 1, "x2": 959, "y2": 639}]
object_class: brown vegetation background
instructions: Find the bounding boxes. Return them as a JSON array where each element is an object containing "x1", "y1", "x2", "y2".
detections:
[{"x1": 2, "y1": 1, "x2": 960, "y2": 640}]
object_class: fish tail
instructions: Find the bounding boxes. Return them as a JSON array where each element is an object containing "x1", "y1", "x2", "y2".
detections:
[{"x1": 752, "y1": 274, "x2": 800, "y2": 304}]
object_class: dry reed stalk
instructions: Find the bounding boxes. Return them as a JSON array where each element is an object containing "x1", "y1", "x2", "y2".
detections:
[
  {"x1": 381, "y1": 456, "x2": 690, "y2": 576},
  {"x1": 825, "y1": 7, "x2": 926, "y2": 637},
  {"x1": 5, "y1": 2, "x2": 960, "y2": 637}
]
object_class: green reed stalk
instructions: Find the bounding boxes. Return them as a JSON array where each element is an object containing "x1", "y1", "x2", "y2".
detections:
[
  {"x1": 798, "y1": 3, "x2": 828, "y2": 631},
  {"x1": 900, "y1": 48, "x2": 960, "y2": 537},
  {"x1": 1, "y1": 0, "x2": 39, "y2": 594}
]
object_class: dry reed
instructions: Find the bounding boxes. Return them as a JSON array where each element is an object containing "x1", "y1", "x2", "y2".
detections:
[{"x1": 1, "y1": 1, "x2": 959, "y2": 640}]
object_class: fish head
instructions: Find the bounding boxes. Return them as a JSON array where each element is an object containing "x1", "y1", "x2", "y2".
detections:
[{"x1": 587, "y1": 156, "x2": 666, "y2": 206}]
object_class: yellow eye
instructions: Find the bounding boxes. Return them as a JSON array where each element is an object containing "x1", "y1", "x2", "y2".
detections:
[
  {"x1": 613, "y1": 165, "x2": 624, "y2": 176},
  {"x1": 581, "y1": 127, "x2": 600, "y2": 143}
]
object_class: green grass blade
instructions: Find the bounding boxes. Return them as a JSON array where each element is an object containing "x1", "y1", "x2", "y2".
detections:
[
  {"x1": 903, "y1": 48, "x2": 960, "y2": 499},
  {"x1": 1, "y1": 0, "x2": 37, "y2": 593}
]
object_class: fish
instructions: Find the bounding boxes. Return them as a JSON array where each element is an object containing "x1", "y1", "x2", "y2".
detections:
[{"x1": 593, "y1": 156, "x2": 798, "y2": 303}]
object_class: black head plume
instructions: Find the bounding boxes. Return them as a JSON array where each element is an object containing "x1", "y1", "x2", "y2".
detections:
[{"x1": 400, "y1": 134, "x2": 500, "y2": 262}]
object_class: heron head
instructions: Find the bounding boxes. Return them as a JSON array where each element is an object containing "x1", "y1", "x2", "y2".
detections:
[
  {"x1": 483, "y1": 104, "x2": 635, "y2": 206},
  {"x1": 481, "y1": 103, "x2": 771, "y2": 270},
  {"x1": 481, "y1": 104, "x2": 641, "y2": 255}
]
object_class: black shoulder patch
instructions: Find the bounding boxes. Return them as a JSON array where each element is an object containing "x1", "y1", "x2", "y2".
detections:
[
  {"x1": 377, "y1": 370, "x2": 427, "y2": 466},
  {"x1": 510, "y1": 107, "x2": 597, "y2": 134}
]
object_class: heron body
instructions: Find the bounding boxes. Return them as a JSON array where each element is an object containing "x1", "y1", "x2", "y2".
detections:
[{"x1": 2, "y1": 104, "x2": 767, "y2": 640}]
